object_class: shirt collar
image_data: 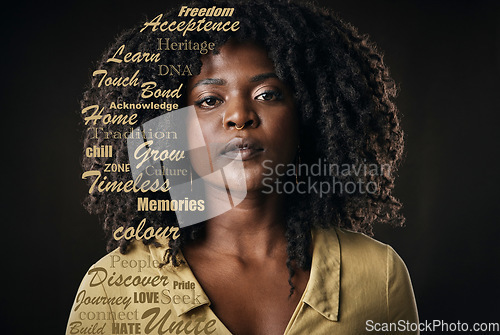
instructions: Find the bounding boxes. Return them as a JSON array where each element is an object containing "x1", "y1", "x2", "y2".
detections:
[{"x1": 302, "y1": 228, "x2": 340, "y2": 321}]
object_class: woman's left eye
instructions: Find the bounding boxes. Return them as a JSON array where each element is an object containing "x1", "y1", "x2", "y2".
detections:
[
  {"x1": 194, "y1": 96, "x2": 223, "y2": 109},
  {"x1": 255, "y1": 91, "x2": 283, "y2": 101}
]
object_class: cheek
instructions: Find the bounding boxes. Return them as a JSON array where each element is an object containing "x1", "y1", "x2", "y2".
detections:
[
  {"x1": 187, "y1": 113, "x2": 217, "y2": 175},
  {"x1": 263, "y1": 108, "x2": 299, "y2": 160}
]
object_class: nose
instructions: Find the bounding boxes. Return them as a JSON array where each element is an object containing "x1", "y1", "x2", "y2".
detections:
[{"x1": 223, "y1": 96, "x2": 260, "y2": 130}]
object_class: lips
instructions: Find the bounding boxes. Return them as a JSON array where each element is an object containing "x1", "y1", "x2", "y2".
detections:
[{"x1": 220, "y1": 137, "x2": 264, "y2": 161}]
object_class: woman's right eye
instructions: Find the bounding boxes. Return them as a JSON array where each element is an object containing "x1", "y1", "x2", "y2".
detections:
[{"x1": 194, "y1": 96, "x2": 223, "y2": 108}]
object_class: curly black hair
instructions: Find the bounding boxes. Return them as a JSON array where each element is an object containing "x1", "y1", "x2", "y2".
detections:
[{"x1": 80, "y1": 0, "x2": 404, "y2": 293}]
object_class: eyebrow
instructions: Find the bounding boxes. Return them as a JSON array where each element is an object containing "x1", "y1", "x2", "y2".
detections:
[
  {"x1": 191, "y1": 78, "x2": 226, "y2": 90},
  {"x1": 249, "y1": 72, "x2": 279, "y2": 82},
  {"x1": 190, "y1": 72, "x2": 279, "y2": 91}
]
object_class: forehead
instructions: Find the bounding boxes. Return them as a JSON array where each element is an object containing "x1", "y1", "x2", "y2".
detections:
[{"x1": 196, "y1": 41, "x2": 275, "y2": 77}]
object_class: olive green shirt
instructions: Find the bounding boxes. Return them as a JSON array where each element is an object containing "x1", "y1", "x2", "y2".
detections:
[{"x1": 67, "y1": 227, "x2": 418, "y2": 334}]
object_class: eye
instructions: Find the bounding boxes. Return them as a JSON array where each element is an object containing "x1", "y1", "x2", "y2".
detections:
[
  {"x1": 255, "y1": 90, "x2": 283, "y2": 101},
  {"x1": 194, "y1": 96, "x2": 223, "y2": 109}
]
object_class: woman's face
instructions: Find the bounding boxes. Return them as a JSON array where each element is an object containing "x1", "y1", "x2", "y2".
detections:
[{"x1": 187, "y1": 40, "x2": 298, "y2": 193}]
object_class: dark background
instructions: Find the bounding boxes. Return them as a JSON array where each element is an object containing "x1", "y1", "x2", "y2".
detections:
[{"x1": 2, "y1": 0, "x2": 499, "y2": 334}]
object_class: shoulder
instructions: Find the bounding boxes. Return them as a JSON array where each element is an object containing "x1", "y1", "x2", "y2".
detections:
[
  {"x1": 334, "y1": 227, "x2": 388, "y2": 254},
  {"x1": 313, "y1": 226, "x2": 413, "y2": 293},
  {"x1": 335, "y1": 227, "x2": 410, "y2": 273},
  {"x1": 315, "y1": 226, "x2": 398, "y2": 265},
  {"x1": 313, "y1": 227, "x2": 418, "y2": 324}
]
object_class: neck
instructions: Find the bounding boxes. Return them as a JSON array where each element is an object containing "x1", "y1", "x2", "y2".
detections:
[{"x1": 193, "y1": 186, "x2": 288, "y2": 260}]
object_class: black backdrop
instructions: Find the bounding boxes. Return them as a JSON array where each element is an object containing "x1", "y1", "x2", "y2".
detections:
[{"x1": 2, "y1": 0, "x2": 499, "y2": 334}]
